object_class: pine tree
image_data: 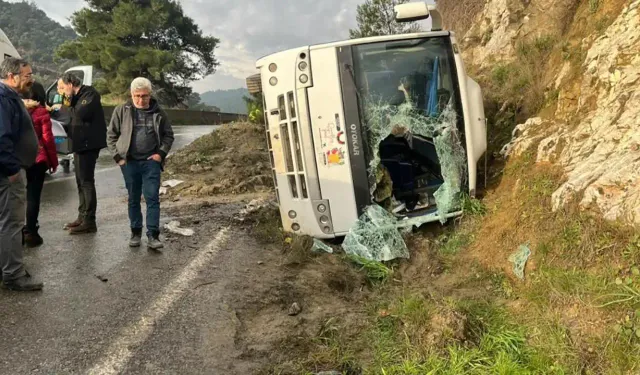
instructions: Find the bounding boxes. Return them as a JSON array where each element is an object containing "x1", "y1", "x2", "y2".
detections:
[{"x1": 349, "y1": 0, "x2": 422, "y2": 39}]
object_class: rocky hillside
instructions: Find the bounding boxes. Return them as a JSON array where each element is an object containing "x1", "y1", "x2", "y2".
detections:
[
  {"x1": 0, "y1": 0, "x2": 77, "y2": 84},
  {"x1": 444, "y1": 0, "x2": 637, "y2": 223}
]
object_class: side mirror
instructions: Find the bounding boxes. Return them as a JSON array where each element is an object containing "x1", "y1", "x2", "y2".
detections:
[
  {"x1": 394, "y1": 3, "x2": 443, "y2": 31},
  {"x1": 466, "y1": 76, "x2": 487, "y2": 163},
  {"x1": 465, "y1": 76, "x2": 487, "y2": 196}
]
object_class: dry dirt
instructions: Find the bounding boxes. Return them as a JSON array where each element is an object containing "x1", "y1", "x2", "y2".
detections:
[{"x1": 163, "y1": 122, "x2": 273, "y2": 198}]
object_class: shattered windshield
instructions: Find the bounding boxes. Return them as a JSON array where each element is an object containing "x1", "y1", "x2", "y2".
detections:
[
  {"x1": 341, "y1": 36, "x2": 468, "y2": 261},
  {"x1": 351, "y1": 36, "x2": 467, "y2": 222}
]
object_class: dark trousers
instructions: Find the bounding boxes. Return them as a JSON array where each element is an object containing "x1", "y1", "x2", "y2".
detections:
[
  {"x1": 25, "y1": 162, "x2": 48, "y2": 233},
  {"x1": 0, "y1": 170, "x2": 26, "y2": 281},
  {"x1": 120, "y1": 159, "x2": 161, "y2": 238},
  {"x1": 74, "y1": 150, "x2": 99, "y2": 224}
]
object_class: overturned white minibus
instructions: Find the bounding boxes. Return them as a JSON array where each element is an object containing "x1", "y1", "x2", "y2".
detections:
[{"x1": 250, "y1": 3, "x2": 487, "y2": 238}]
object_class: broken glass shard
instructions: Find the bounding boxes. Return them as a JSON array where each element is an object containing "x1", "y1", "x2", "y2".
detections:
[
  {"x1": 342, "y1": 205, "x2": 410, "y2": 262},
  {"x1": 509, "y1": 243, "x2": 531, "y2": 280}
]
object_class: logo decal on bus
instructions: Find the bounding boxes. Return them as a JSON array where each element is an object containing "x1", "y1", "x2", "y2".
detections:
[{"x1": 348, "y1": 123, "x2": 360, "y2": 156}]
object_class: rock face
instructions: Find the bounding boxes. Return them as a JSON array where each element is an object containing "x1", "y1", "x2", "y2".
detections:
[
  {"x1": 500, "y1": 1, "x2": 640, "y2": 222},
  {"x1": 462, "y1": 0, "x2": 580, "y2": 67}
]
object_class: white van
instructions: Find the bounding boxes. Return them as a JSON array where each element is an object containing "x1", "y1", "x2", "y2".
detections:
[{"x1": 0, "y1": 28, "x2": 20, "y2": 63}]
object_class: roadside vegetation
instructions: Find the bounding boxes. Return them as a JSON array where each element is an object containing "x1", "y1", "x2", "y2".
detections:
[
  {"x1": 256, "y1": 153, "x2": 640, "y2": 374},
  {"x1": 254, "y1": 1, "x2": 640, "y2": 373}
]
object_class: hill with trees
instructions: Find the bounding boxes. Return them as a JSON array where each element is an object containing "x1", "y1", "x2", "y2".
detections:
[{"x1": 0, "y1": 0, "x2": 77, "y2": 85}]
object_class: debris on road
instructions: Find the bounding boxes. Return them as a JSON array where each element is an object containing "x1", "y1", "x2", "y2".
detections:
[
  {"x1": 164, "y1": 220, "x2": 195, "y2": 236},
  {"x1": 162, "y1": 179, "x2": 184, "y2": 188},
  {"x1": 312, "y1": 239, "x2": 333, "y2": 254},
  {"x1": 95, "y1": 275, "x2": 108, "y2": 283},
  {"x1": 288, "y1": 302, "x2": 302, "y2": 316},
  {"x1": 160, "y1": 179, "x2": 184, "y2": 196},
  {"x1": 234, "y1": 199, "x2": 275, "y2": 222},
  {"x1": 509, "y1": 243, "x2": 531, "y2": 280}
]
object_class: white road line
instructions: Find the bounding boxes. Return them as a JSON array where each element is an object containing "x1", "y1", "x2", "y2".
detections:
[
  {"x1": 44, "y1": 166, "x2": 121, "y2": 185},
  {"x1": 87, "y1": 228, "x2": 230, "y2": 375}
]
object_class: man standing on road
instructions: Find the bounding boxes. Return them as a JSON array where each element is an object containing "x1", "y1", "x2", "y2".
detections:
[
  {"x1": 60, "y1": 72, "x2": 107, "y2": 234},
  {"x1": 0, "y1": 57, "x2": 43, "y2": 291},
  {"x1": 107, "y1": 77, "x2": 174, "y2": 250}
]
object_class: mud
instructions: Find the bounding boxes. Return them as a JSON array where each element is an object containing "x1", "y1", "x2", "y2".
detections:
[{"x1": 160, "y1": 197, "x2": 370, "y2": 373}]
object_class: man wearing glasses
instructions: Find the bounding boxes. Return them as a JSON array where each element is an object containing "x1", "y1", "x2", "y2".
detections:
[
  {"x1": 0, "y1": 57, "x2": 43, "y2": 291},
  {"x1": 107, "y1": 77, "x2": 174, "y2": 250},
  {"x1": 59, "y1": 72, "x2": 107, "y2": 235}
]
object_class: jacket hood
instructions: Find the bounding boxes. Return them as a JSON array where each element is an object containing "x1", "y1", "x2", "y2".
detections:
[
  {"x1": 0, "y1": 81, "x2": 22, "y2": 100},
  {"x1": 127, "y1": 97, "x2": 160, "y2": 114}
]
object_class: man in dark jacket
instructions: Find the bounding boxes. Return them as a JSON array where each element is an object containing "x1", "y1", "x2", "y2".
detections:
[
  {"x1": 107, "y1": 77, "x2": 174, "y2": 250},
  {"x1": 0, "y1": 57, "x2": 43, "y2": 291},
  {"x1": 60, "y1": 72, "x2": 107, "y2": 234}
]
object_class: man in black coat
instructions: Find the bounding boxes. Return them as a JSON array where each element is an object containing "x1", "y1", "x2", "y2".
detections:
[{"x1": 60, "y1": 72, "x2": 107, "y2": 234}]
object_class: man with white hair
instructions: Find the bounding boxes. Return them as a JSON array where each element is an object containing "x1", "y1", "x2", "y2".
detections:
[{"x1": 107, "y1": 77, "x2": 174, "y2": 250}]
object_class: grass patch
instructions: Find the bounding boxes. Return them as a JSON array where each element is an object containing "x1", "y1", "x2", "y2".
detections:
[
  {"x1": 461, "y1": 195, "x2": 487, "y2": 217},
  {"x1": 461, "y1": 154, "x2": 640, "y2": 371},
  {"x1": 479, "y1": 35, "x2": 558, "y2": 157},
  {"x1": 438, "y1": 231, "x2": 472, "y2": 256},
  {"x1": 348, "y1": 255, "x2": 393, "y2": 285},
  {"x1": 367, "y1": 299, "x2": 568, "y2": 374}
]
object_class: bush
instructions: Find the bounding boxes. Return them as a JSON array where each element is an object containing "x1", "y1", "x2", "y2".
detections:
[{"x1": 436, "y1": 0, "x2": 485, "y2": 36}]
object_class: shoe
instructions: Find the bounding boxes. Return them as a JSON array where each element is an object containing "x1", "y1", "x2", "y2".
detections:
[
  {"x1": 23, "y1": 231, "x2": 44, "y2": 248},
  {"x1": 69, "y1": 222, "x2": 97, "y2": 235},
  {"x1": 0, "y1": 269, "x2": 29, "y2": 282},
  {"x1": 129, "y1": 230, "x2": 142, "y2": 247},
  {"x1": 2, "y1": 275, "x2": 43, "y2": 291},
  {"x1": 64, "y1": 218, "x2": 83, "y2": 230},
  {"x1": 147, "y1": 236, "x2": 164, "y2": 251}
]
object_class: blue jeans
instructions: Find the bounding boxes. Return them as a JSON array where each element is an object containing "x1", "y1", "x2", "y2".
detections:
[{"x1": 120, "y1": 160, "x2": 161, "y2": 238}]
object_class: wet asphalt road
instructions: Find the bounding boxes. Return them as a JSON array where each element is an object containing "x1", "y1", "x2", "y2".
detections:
[{"x1": 0, "y1": 125, "x2": 258, "y2": 374}]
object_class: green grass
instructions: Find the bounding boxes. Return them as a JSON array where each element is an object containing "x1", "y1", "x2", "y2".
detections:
[
  {"x1": 438, "y1": 231, "x2": 472, "y2": 256},
  {"x1": 348, "y1": 255, "x2": 393, "y2": 284},
  {"x1": 369, "y1": 300, "x2": 566, "y2": 375},
  {"x1": 462, "y1": 195, "x2": 487, "y2": 217},
  {"x1": 525, "y1": 266, "x2": 611, "y2": 306}
]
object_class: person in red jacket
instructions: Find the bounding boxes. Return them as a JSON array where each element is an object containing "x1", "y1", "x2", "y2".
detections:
[{"x1": 22, "y1": 82, "x2": 58, "y2": 247}]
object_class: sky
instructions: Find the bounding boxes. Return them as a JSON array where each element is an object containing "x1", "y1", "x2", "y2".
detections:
[{"x1": 7, "y1": 0, "x2": 434, "y2": 93}]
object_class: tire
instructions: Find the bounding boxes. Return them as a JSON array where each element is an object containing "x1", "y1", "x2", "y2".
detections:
[{"x1": 61, "y1": 159, "x2": 71, "y2": 173}]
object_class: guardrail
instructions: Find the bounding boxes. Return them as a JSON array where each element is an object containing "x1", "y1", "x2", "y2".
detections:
[{"x1": 103, "y1": 106, "x2": 248, "y2": 125}]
